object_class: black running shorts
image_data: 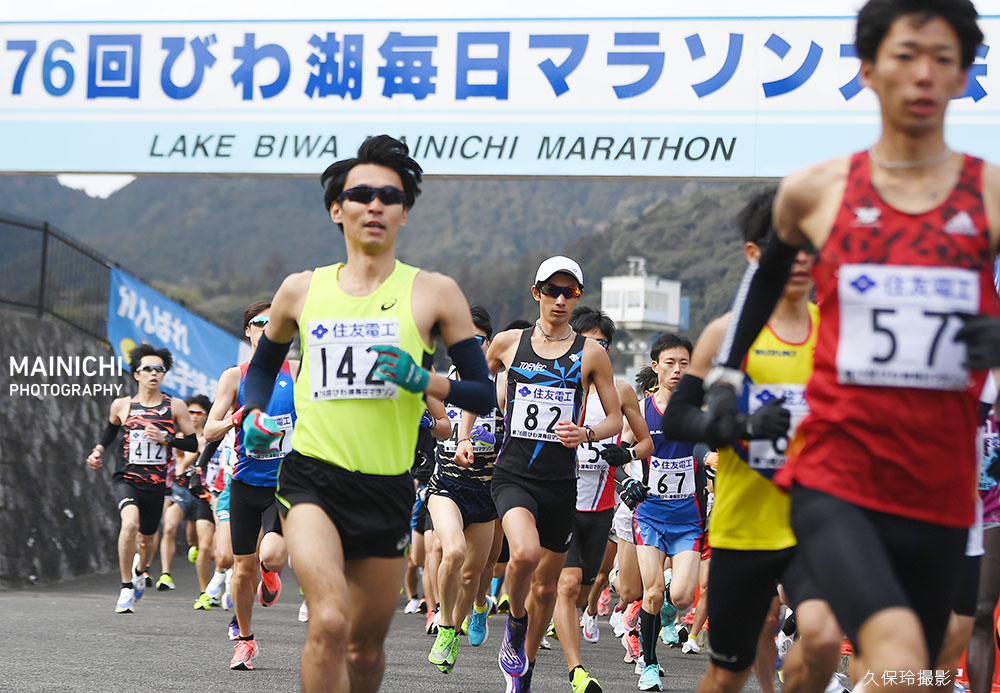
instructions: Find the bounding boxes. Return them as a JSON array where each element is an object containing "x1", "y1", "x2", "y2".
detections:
[
  {"x1": 707, "y1": 547, "x2": 794, "y2": 672},
  {"x1": 428, "y1": 473, "x2": 497, "y2": 528},
  {"x1": 565, "y1": 508, "x2": 616, "y2": 585},
  {"x1": 277, "y1": 451, "x2": 414, "y2": 561},
  {"x1": 229, "y1": 478, "x2": 281, "y2": 556},
  {"x1": 491, "y1": 467, "x2": 576, "y2": 553},
  {"x1": 790, "y1": 484, "x2": 967, "y2": 660},
  {"x1": 955, "y1": 554, "x2": 981, "y2": 617},
  {"x1": 114, "y1": 479, "x2": 164, "y2": 536}
]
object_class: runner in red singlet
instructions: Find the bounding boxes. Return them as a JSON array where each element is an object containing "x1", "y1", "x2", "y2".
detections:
[{"x1": 700, "y1": 1, "x2": 1000, "y2": 688}]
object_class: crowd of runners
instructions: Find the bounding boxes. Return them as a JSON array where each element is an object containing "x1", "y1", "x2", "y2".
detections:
[{"x1": 83, "y1": 1, "x2": 1000, "y2": 691}]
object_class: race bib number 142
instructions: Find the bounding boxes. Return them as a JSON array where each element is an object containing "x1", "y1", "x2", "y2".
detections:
[
  {"x1": 837, "y1": 264, "x2": 978, "y2": 390},
  {"x1": 307, "y1": 319, "x2": 400, "y2": 401}
]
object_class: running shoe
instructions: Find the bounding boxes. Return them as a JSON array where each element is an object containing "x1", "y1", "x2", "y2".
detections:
[
  {"x1": 597, "y1": 586, "x2": 612, "y2": 616},
  {"x1": 776, "y1": 630, "x2": 794, "y2": 671},
  {"x1": 115, "y1": 587, "x2": 135, "y2": 613},
  {"x1": 659, "y1": 621, "x2": 678, "y2": 646},
  {"x1": 155, "y1": 573, "x2": 175, "y2": 591},
  {"x1": 608, "y1": 565, "x2": 619, "y2": 595},
  {"x1": 824, "y1": 673, "x2": 850, "y2": 692},
  {"x1": 228, "y1": 616, "x2": 240, "y2": 640},
  {"x1": 188, "y1": 546, "x2": 198, "y2": 563},
  {"x1": 418, "y1": 597, "x2": 428, "y2": 614},
  {"x1": 539, "y1": 635, "x2": 552, "y2": 650},
  {"x1": 610, "y1": 606, "x2": 626, "y2": 637},
  {"x1": 230, "y1": 638, "x2": 258, "y2": 670},
  {"x1": 143, "y1": 571, "x2": 152, "y2": 588},
  {"x1": 497, "y1": 593, "x2": 511, "y2": 614},
  {"x1": 571, "y1": 666, "x2": 603, "y2": 693},
  {"x1": 298, "y1": 600, "x2": 309, "y2": 623},
  {"x1": 193, "y1": 592, "x2": 213, "y2": 610},
  {"x1": 546, "y1": 620, "x2": 558, "y2": 640},
  {"x1": 429, "y1": 626, "x2": 458, "y2": 674},
  {"x1": 131, "y1": 569, "x2": 145, "y2": 602},
  {"x1": 659, "y1": 576, "x2": 678, "y2": 645},
  {"x1": 638, "y1": 663, "x2": 663, "y2": 691},
  {"x1": 468, "y1": 602, "x2": 489, "y2": 646},
  {"x1": 581, "y1": 608, "x2": 600, "y2": 643},
  {"x1": 622, "y1": 631, "x2": 640, "y2": 663},
  {"x1": 426, "y1": 609, "x2": 439, "y2": 635},
  {"x1": 461, "y1": 616, "x2": 469, "y2": 636},
  {"x1": 488, "y1": 594, "x2": 498, "y2": 616},
  {"x1": 404, "y1": 597, "x2": 422, "y2": 614},
  {"x1": 257, "y1": 563, "x2": 282, "y2": 607},
  {"x1": 681, "y1": 635, "x2": 701, "y2": 654},
  {"x1": 498, "y1": 617, "x2": 529, "y2": 678},
  {"x1": 208, "y1": 594, "x2": 222, "y2": 608},
  {"x1": 624, "y1": 601, "x2": 642, "y2": 632}
]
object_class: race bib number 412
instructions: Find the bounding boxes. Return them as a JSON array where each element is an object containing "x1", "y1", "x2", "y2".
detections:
[
  {"x1": 307, "y1": 319, "x2": 400, "y2": 401},
  {"x1": 837, "y1": 264, "x2": 978, "y2": 390}
]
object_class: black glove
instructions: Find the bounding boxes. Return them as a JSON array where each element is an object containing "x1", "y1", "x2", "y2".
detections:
[
  {"x1": 187, "y1": 468, "x2": 204, "y2": 496},
  {"x1": 987, "y1": 447, "x2": 1000, "y2": 483},
  {"x1": 955, "y1": 313, "x2": 1000, "y2": 370},
  {"x1": 703, "y1": 383, "x2": 746, "y2": 449},
  {"x1": 599, "y1": 443, "x2": 632, "y2": 468},
  {"x1": 744, "y1": 396, "x2": 791, "y2": 441},
  {"x1": 620, "y1": 478, "x2": 648, "y2": 511}
]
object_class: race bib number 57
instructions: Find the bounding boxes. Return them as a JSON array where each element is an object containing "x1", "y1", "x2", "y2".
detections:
[
  {"x1": 837, "y1": 264, "x2": 978, "y2": 390},
  {"x1": 307, "y1": 319, "x2": 400, "y2": 400}
]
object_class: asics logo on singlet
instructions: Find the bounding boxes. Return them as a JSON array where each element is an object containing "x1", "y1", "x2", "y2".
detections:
[
  {"x1": 852, "y1": 206, "x2": 881, "y2": 227},
  {"x1": 850, "y1": 274, "x2": 876, "y2": 294},
  {"x1": 381, "y1": 298, "x2": 397, "y2": 311},
  {"x1": 516, "y1": 362, "x2": 548, "y2": 372},
  {"x1": 943, "y1": 210, "x2": 977, "y2": 236},
  {"x1": 312, "y1": 324, "x2": 328, "y2": 339}
]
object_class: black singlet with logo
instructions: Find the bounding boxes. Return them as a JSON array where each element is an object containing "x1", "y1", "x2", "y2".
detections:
[
  {"x1": 119, "y1": 395, "x2": 176, "y2": 489},
  {"x1": 495, "y1": 328, "x2": 587, "y2": 481}
]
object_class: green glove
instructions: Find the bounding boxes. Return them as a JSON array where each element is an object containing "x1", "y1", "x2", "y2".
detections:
[
  {"x1": 242, "y1": 410, "x2": 282, "y2": 456},
  {"x1": 369, "y1": 345, "x2": 430, "y2": 393}
]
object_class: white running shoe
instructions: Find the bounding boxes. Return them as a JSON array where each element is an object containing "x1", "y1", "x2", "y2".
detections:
[
  {"x1": 610, "y1": 606, "x2": 625, "y2": 637},
  {"x1": 115, "y1": 587, "x2": 135, "y2": 613},
  {"x1": 581, "y1": 609, "x2": 600, "y2": 643},
  {"x1": 681, "y1": 636, "x2": 701, "y2": 654},
  {"x1": 404, "y1": 597, "x2": 422, "y2": 614},
  {"x1": 298, "y1": 599, "x2": 309, "y2": 623}
]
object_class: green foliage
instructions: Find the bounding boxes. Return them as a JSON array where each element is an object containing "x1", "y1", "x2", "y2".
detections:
[{"x1": 0, "y1": 175, "x2": 775, "y2": 340}]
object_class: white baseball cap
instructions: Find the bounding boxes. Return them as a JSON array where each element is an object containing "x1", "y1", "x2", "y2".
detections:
[{"x1": 535, "y1": 256, "x2": 584, "y2": 288}]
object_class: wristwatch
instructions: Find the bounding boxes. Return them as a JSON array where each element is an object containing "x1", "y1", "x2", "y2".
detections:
[{"x1": 585, "y1": 426, "x2": 595, "y2": 443}]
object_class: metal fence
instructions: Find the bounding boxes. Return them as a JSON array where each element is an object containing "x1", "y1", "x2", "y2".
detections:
[{"x1": 0, "y1": 212, "x2": 112, "y2": 342}]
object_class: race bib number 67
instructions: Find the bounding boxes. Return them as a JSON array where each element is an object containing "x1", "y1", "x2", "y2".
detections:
[
  {"x1": 307, "y1": 319, "x2": 400, "y2": 401},
  {"x1": 837, "y1": 264, "x2": 978, "y2": 390}
]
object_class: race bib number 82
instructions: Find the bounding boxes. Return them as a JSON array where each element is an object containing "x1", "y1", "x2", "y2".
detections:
[
  {"x1": 837, "y1": 264, "x2": 978, "y2": 390},
  {"x1": 510, "y1": 384, "x2": 575, "y2": 443}
]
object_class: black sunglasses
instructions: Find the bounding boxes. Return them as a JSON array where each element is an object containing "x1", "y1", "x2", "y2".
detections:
[
  {"x1": 537, "y1": 283, "x2": 583, "y2": 300},
  {"x1": 338, "y1": 185, "x2": 406, "y2": 206},
  {"x1": 137, "y1": 365, "x2": 166, "y2": 373}
]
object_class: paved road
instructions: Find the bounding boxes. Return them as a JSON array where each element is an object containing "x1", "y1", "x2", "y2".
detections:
[{"x1": 0, "y1": 559, "x2": 767, "y2": 692}]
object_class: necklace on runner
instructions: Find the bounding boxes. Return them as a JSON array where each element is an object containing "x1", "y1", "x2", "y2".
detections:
[
  {"x1": 868, "y1": 146, "x2": 952, "y2": 170},
  {"x1": 535, "y1": 320, "x2": 572, "y2": 341}
]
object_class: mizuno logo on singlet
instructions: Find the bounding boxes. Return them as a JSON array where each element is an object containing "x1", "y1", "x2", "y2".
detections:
[{"x1": 381, "y1": 299, "x2": 397, "y2": 311}]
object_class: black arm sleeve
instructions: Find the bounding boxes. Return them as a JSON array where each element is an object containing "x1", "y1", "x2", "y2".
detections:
[
  {"x1": 98, "y1": 422, "x2": 121, "y2": 447},
  {"x1": 242, "y1": 333, "x2": 292, "y2": 422},
  {"x1": 715, "y1": 233, "x2": 799, "y2": 370},
  {"x1": 662, "y1": 374, "x2": 711, "y2": 443},
  {"x1": 169, "y1": 434, "x2": 199, "y2": 452},
  {"x1": 444, "y1": 337, "x2": 495, "y2": 416},
  {"x1": 196, "y1": 438, "x2": 222, "y2": 470}
]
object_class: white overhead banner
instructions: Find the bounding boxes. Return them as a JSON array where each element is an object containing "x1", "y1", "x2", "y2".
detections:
[{"x1": 2, "y1": 1, "x2": 999, "y2": 177}]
